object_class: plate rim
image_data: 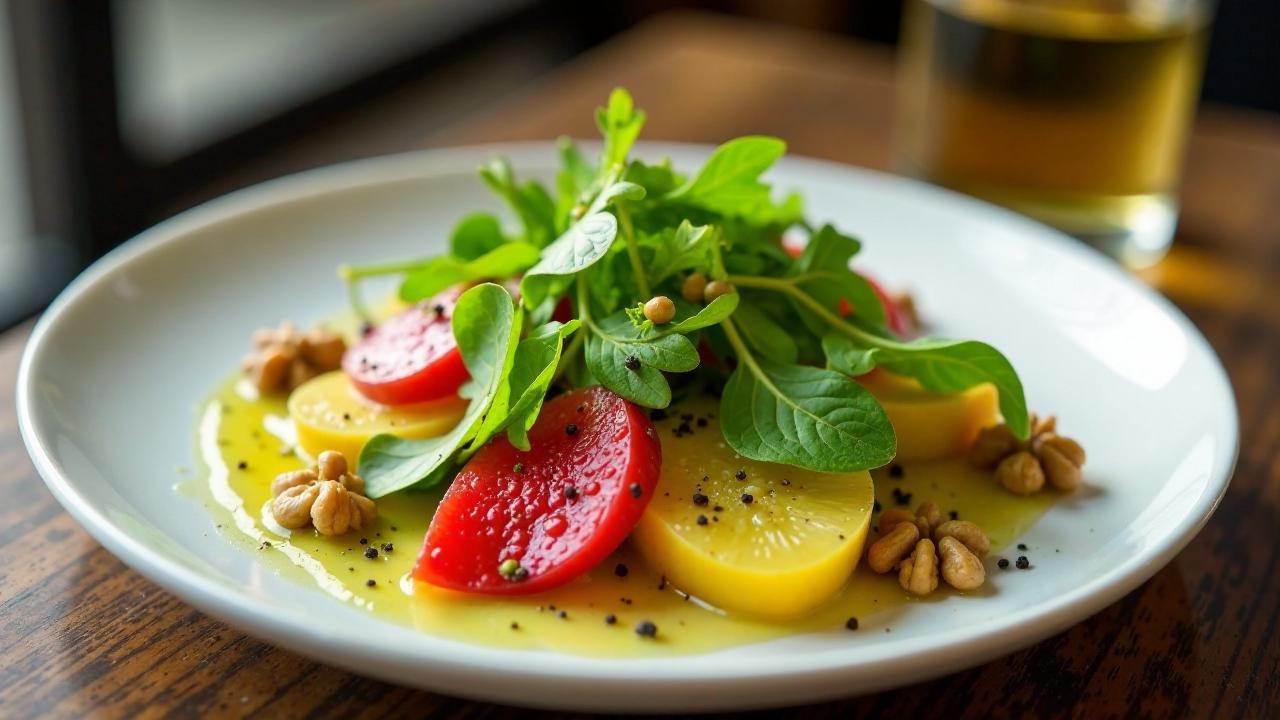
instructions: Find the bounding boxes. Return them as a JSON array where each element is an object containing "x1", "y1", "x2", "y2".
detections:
[{"x1": 15, "y1": 141, "x2": 1239, "y2": 710}]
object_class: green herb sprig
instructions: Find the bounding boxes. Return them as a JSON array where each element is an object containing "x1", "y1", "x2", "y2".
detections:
[{"x1": 348, "y1": 88, "x2": 1029, "y2": 498}]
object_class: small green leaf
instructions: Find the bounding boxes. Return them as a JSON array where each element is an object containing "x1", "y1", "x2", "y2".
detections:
[
  {"x1": 788, "y1": 224, "x2": 885, "y2": 330},
  {"x1": 360, "y1": 284, "x2": 521, "y2": 497},
  {"x1": 526, "y1": 213, "x2": 618, "y2": 278},
  {"x1": 399, "y1": 243, "x2": 539, "y2": 302},
  {"x1": 476, "y1": 320, "x2": 581, "y2": 452},
  {"x1": 822, "y1": 334, "x2": 880, "y2": 376},
  {"x1": 720, "y1": 357, "x2": 896, "y2": 473},
  {"x1": 733, "y1": 300, "x2": 798, "y2": 364},
  {"x1": 666, "y1": 136, "x2": 788, "y2": 220},
  {"x1": 588, "y1": 181, "x2": 646, "y2": 214},
  {"x1": 585, "y1": 312, "x2": 699, "y2": 408},
  {"x1": 669, "y1": 293, "x2": 738, "y2": 333},
  {"x1": 876, "y1": 338, "x2": 1029, "y2": 438},
  {"x1": 449, "y1": 212, "x2": 506, "y2": 260},
  {"x1": 557, "y1": 138, "x2": 596, "y2": 194},
  {"x1": 597, "y1": 87, "x2": 646, "y2": 170},
  {"x1": 479, "y1": 158, "x2": 557, "y2": 248},
  {"x1": 626, "y1": 158, "x2": 683, "y2": 196},
  {"x1": 639, "y1": 221, "x2": 713, "y2": 286}
]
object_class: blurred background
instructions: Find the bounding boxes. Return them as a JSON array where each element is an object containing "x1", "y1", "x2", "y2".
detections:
[{"x1": 1, "y1": 0, "x2": 1276, "y2": 331}]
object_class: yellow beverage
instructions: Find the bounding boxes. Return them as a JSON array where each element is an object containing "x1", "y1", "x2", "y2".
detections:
[{"x1": 895, "y1": 0, "x2": 1209, "y2": 266}]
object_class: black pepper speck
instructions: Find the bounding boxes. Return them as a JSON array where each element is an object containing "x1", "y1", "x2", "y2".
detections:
[
  {"x1": 565, "y1": 423, "x2": 579, "y2": 436},
  {"x1": 614, "y1": 563, "x2": 629, "y2": 577},
  {"x1": 635, "y1": 620, "x2": 658, "y2": 638},
  {"x1": 1015, "y1": 556, "x2": 1030, "y2": 569},
  {"x1": 630, "y1": 483, "x2": 643, "y2": 498},
  {"x1": 363, "y1": 547, "x2": 378, "y2": 559},
  {"x1": 845, "y1": 617, "x2": 859, "y2": 631},
  {"x1": 741, "y1": 493, "x2": 754, "y2": 505}
]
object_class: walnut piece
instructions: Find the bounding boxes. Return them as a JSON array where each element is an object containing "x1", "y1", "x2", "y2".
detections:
[
  {"x1": 311, "y1": 481, "x2": 376, "y2": 535},
  {"x1": 877, "y1": 507, "x2": 915, "y2": 535},
  {"x1": 937, "y1": 536, "x2": 985, "y2": 590},
  {"x1": 970, "y1": 414, "x2": 1085, "y2": 495},
  {"x1": 915, "y1": 501, "x2": 942, "y2": 534},
  {"x1": 933, "y1": 519, "x2": 990, "y2": 557},
  {"x1": 243, "y1": 321, "x2": 346, "y2": 394},
  {"x1": 268, "y1": 450, "x2": 375, "y2": 536},
  {"x1": 997, "y1": 451, "x2": 1046, "y2": 494},
  {"x1": 968, "y1": 424, "x2": 1020, "y2": 470},
  {"x1": 898, "y1": 538, "x2": 939, "y2": 595},
  {"x1": 868, "y1": 521, "x2": 920, "y2": 574},
  {"x1": 272, "y1": 484, "x2": 320, "y2": 529}
]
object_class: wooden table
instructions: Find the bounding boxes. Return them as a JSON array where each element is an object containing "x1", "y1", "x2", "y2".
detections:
[{"x1": 3, "y1": 12, "x2": 1278, "y2": 718}]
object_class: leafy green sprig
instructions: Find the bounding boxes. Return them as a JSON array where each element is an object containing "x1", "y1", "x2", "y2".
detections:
[{"x1": 349, "y1": 88, "x2": 1029, "y2": 498}]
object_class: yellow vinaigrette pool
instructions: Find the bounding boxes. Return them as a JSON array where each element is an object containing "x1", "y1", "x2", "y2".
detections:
[{"x1": 190, "y1": 378, "x2": 1055, "y2": 657}]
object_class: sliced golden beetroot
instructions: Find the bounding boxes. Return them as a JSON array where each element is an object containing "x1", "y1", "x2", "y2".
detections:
[
  {"x1": 415, "y1": 387, "x2": 661, "y2": 594},
  {"x1": 632, "y1": 397, "x2": 874, "y2": 618},
  {"x1": 857, "y1": 369, "x2": 998, "y2": 462},
  {"x1": 288, "y1": 371, "x2": 467, "y2": 464}
]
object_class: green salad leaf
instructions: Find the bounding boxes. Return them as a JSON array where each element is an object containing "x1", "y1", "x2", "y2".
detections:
[
  {"x1": 585, "y1": 311, "x2": 700, "y2": 408},
  {"x1": 597, "y1": 87, "x2": 646, "y2": 171},
  {"x1": 720, "y1": 324, "x2": 896, "y2": 472},
  {"x1": 490, "y1": 320, "x2": 581, "y2": 451},
  {"x1": 449, "y1": 212, "x2": 507, "y2": 260},
  {"x1": 360, "y1": 283, "x2": 521, "y2": 497}
]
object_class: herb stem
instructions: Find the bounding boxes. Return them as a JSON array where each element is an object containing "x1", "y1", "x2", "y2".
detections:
[
  {"x1": 340, "y1": 260, "x2": 430, "y2": 280},
  {"x1": 727, "y1": 274, "x2": 907, "y2": 350},
  {"x1": 550, "y1": 274, "x2": 594, "y2": 387},
  {"x1": 719, "y1": 317, "x2": 763, "y2": 378},
  {"x1": 552, "y1": 331, "x2": 586, "y2": 386},
  {"x1": 617, "y1": 203, "x2": 651, "y2": 298}
]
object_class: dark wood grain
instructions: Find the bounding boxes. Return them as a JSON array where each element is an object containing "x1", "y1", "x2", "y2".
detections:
[{"x1": 3, "y1": 11, "x2": 1278, "y2": 719}]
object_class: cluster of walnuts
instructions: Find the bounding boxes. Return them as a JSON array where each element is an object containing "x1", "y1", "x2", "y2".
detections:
[
  {"x1": 969, "y1": 415, "x2": 1086, "y2": 495},
  {"x1": 866, "y1": 501, "x2": 989, "y2": 596},
  {"x1": 242, "y1": 322, "x2": 346, "y2": 394},
  {"x1": 270, "y1": 450, "x2": 375, "y2": 536}
]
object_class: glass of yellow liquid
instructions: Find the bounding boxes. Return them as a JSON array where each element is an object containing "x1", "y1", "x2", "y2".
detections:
[{"x1": 894, "y1": 0, "x2": 1212, "y2": 266}]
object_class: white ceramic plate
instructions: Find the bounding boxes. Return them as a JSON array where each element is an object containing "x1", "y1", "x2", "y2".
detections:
[{"x1": 16, "y1": 143, "x2": 1237, "y2": 712}]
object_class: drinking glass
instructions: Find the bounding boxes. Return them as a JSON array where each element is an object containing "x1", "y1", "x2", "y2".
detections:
[{"x1": 894, "y1": 0, "x2": 1212, "y2": 267}]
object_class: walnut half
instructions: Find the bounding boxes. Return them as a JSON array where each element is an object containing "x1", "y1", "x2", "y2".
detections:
[
  {"x1": 268, "y1": 450, "x2": 375, "y2": 536},
  {"x1": 243, "y1": 322, "x2": 346, "y2": 394}
]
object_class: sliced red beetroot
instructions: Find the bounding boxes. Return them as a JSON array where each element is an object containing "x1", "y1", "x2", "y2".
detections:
[
  {"x1": 414, "y1": 386, "x2": 661, "y2": 594},
  {"x1": 342, "y1": 286, "x2": 469, "y2": 405}
]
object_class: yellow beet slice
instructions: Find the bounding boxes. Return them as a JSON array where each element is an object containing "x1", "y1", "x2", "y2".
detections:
[
  {"x1": 288, "y1": 371, "x2": 467, "y2": 465},
  {"x1": 632, "y1": 397, "x2": 874, "y2": 618},
  {"x1": 857, "y1": 370, "x2": 998, "y2": 462}
]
